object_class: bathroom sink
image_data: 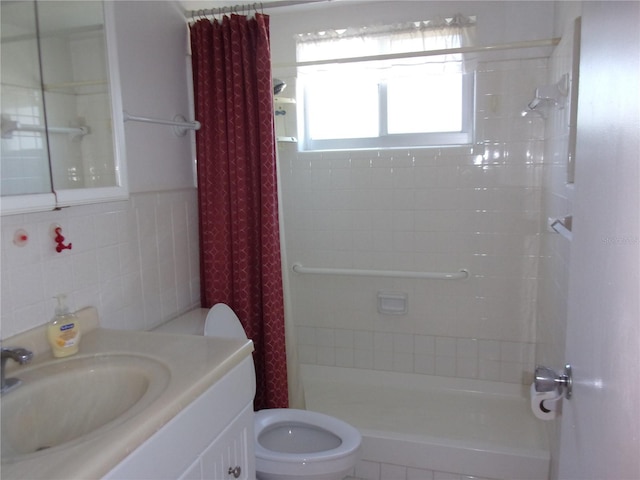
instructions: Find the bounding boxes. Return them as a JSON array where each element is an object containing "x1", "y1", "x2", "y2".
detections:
[{"x1": 1, "y1": 353, "x2": 170, "y2": 463}]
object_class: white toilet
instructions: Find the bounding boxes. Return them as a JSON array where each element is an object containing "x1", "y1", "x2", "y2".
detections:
[{"x1": 204, "y1": 303, "x2": 362, "y2": 480}]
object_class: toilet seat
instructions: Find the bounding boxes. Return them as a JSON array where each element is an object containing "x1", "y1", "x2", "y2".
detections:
[{"x1": 254, "y1": 409, "x2": 361, "y2": 479}]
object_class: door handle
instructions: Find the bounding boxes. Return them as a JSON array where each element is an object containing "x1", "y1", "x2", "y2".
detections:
[{"x1": 534, "y1": 364, "x2": 573, "y2": 399}]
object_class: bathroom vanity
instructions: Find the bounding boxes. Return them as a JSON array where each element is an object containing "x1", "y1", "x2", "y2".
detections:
[{"x1": 0, "y1": 307, "x2": 256, "y2": 480}]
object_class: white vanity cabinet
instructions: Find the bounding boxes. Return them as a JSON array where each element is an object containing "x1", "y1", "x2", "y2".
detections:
[
  {"x1": 104, "y1": 357, "x2": 256, "y2": 480},
  {"x1": 181, "y1": 403, "x2": 253, "y2": 480}
]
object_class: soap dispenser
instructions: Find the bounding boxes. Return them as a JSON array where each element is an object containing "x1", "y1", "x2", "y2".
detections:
[{"x1": 47, "y1": 294, "x2": 81, "y2": 358}]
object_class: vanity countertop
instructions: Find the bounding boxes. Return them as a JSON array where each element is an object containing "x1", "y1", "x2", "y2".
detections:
[{"x1": 1, "y1": 307, "x2": 254, "y2": 480}]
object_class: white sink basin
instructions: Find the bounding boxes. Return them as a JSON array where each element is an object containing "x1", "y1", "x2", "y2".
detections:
[{"x1": 1, "y1": 354, "x2": 170, "y2": 463}]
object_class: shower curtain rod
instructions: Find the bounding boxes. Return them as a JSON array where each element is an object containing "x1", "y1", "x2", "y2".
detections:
[
  {"x1": 185, "y1": 0, "x2": 330, "y2": 20},
  {"x1": 276, "y1": 37, "x2": 560, "y2": 69}
]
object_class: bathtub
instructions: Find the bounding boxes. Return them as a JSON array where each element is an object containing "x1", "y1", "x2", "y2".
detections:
[
  {"x1": 302, "y1": 364, "x2": 550, "y2": 480},
  {"x1": 153, "y1": 309, "x2": 550, "y2": 480}
]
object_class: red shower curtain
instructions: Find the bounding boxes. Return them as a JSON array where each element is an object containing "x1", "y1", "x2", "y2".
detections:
[{"x1": 190, "y1": 13, "x2": 288, "y2": 410}]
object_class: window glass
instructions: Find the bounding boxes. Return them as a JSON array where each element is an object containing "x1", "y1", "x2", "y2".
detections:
[
  {"x1": 387, "y1": 72, "x2": 462, "y2": 134},
  {"x1": 305, "y1": 72, "x2": 379, "y2": 140}
]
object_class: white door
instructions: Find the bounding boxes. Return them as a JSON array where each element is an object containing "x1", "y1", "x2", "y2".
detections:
[{"x1": 558, "y1": 2, "x2": 640, "y2": 479}]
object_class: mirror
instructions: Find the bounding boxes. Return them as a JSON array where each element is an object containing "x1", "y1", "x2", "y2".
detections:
[
  {"x1": 0, "y1": 1, "x2": 127, "y2": 215},
  {"x1": 1, "y1": 1, "x2": 52, "y2": 197}
]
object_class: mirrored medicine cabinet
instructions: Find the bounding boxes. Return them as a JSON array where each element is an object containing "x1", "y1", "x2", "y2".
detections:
[{"x1": 1, "y1": 0, "x2": 127, "y2": 215}]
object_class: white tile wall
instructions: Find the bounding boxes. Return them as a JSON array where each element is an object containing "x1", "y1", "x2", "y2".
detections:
[
  {"x1": 0, "y1": 189, "x2": 200, "y2": 339},
  {"x1": 297, "y1": 326, "x2": 534, "y2": 384},
  {"x1": 280, "y1": 57, "x2": 548, "y2": 384}
]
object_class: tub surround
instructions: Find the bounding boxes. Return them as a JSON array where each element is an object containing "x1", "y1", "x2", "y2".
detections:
[
  {"x1": 278, "y1": 52, "x2": 548, "y2": 387},
  {"x1": 1, "y1": 307, "x2": 254, "y2": 480}
]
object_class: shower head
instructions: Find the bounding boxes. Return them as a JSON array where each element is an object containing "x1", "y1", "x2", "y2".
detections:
[{"x1": 273, "y1": 78, "x2": 286, "y2": 95}]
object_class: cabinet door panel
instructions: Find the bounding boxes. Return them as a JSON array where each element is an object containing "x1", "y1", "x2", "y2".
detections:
[{"x1": 202, "y1": 404, "x2": 254, "y2": 480}]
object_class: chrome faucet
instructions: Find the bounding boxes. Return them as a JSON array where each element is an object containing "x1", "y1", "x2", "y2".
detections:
[{"x1": 1, "y1": 347, "x2": 33, "y2": 394}]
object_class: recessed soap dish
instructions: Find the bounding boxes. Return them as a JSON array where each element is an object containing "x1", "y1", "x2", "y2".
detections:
[{"x1": 377, "y1": 292, "x2": 408, "y2": 315}]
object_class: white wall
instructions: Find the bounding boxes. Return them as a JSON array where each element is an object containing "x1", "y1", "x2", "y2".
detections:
[
  {"x1": 0, "y1": 1, "x2": 199, "y2": 340},
  {"x1": 271, "y1": 1, "x2": 554, "y2": 384},
  {"x1": 116, "y1": 0, "x2": 196, "y2": 193}
]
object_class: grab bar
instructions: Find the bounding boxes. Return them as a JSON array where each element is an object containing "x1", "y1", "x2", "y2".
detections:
[
  {"x1": 123, "y1": 111, "x2": 201, "y2": 136},
  {"x1": 292, "y1": 263, "x2": 469, "y2": 280}
]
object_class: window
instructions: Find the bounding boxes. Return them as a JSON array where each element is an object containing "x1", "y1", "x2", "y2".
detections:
[{"x1": 296, "y1": 16, "x2": 476, "y2": 151}]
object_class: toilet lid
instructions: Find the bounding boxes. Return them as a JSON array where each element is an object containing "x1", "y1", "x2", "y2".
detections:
[{"x1": 204, "y1": 303, "x2": 248, "y2": 339}]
